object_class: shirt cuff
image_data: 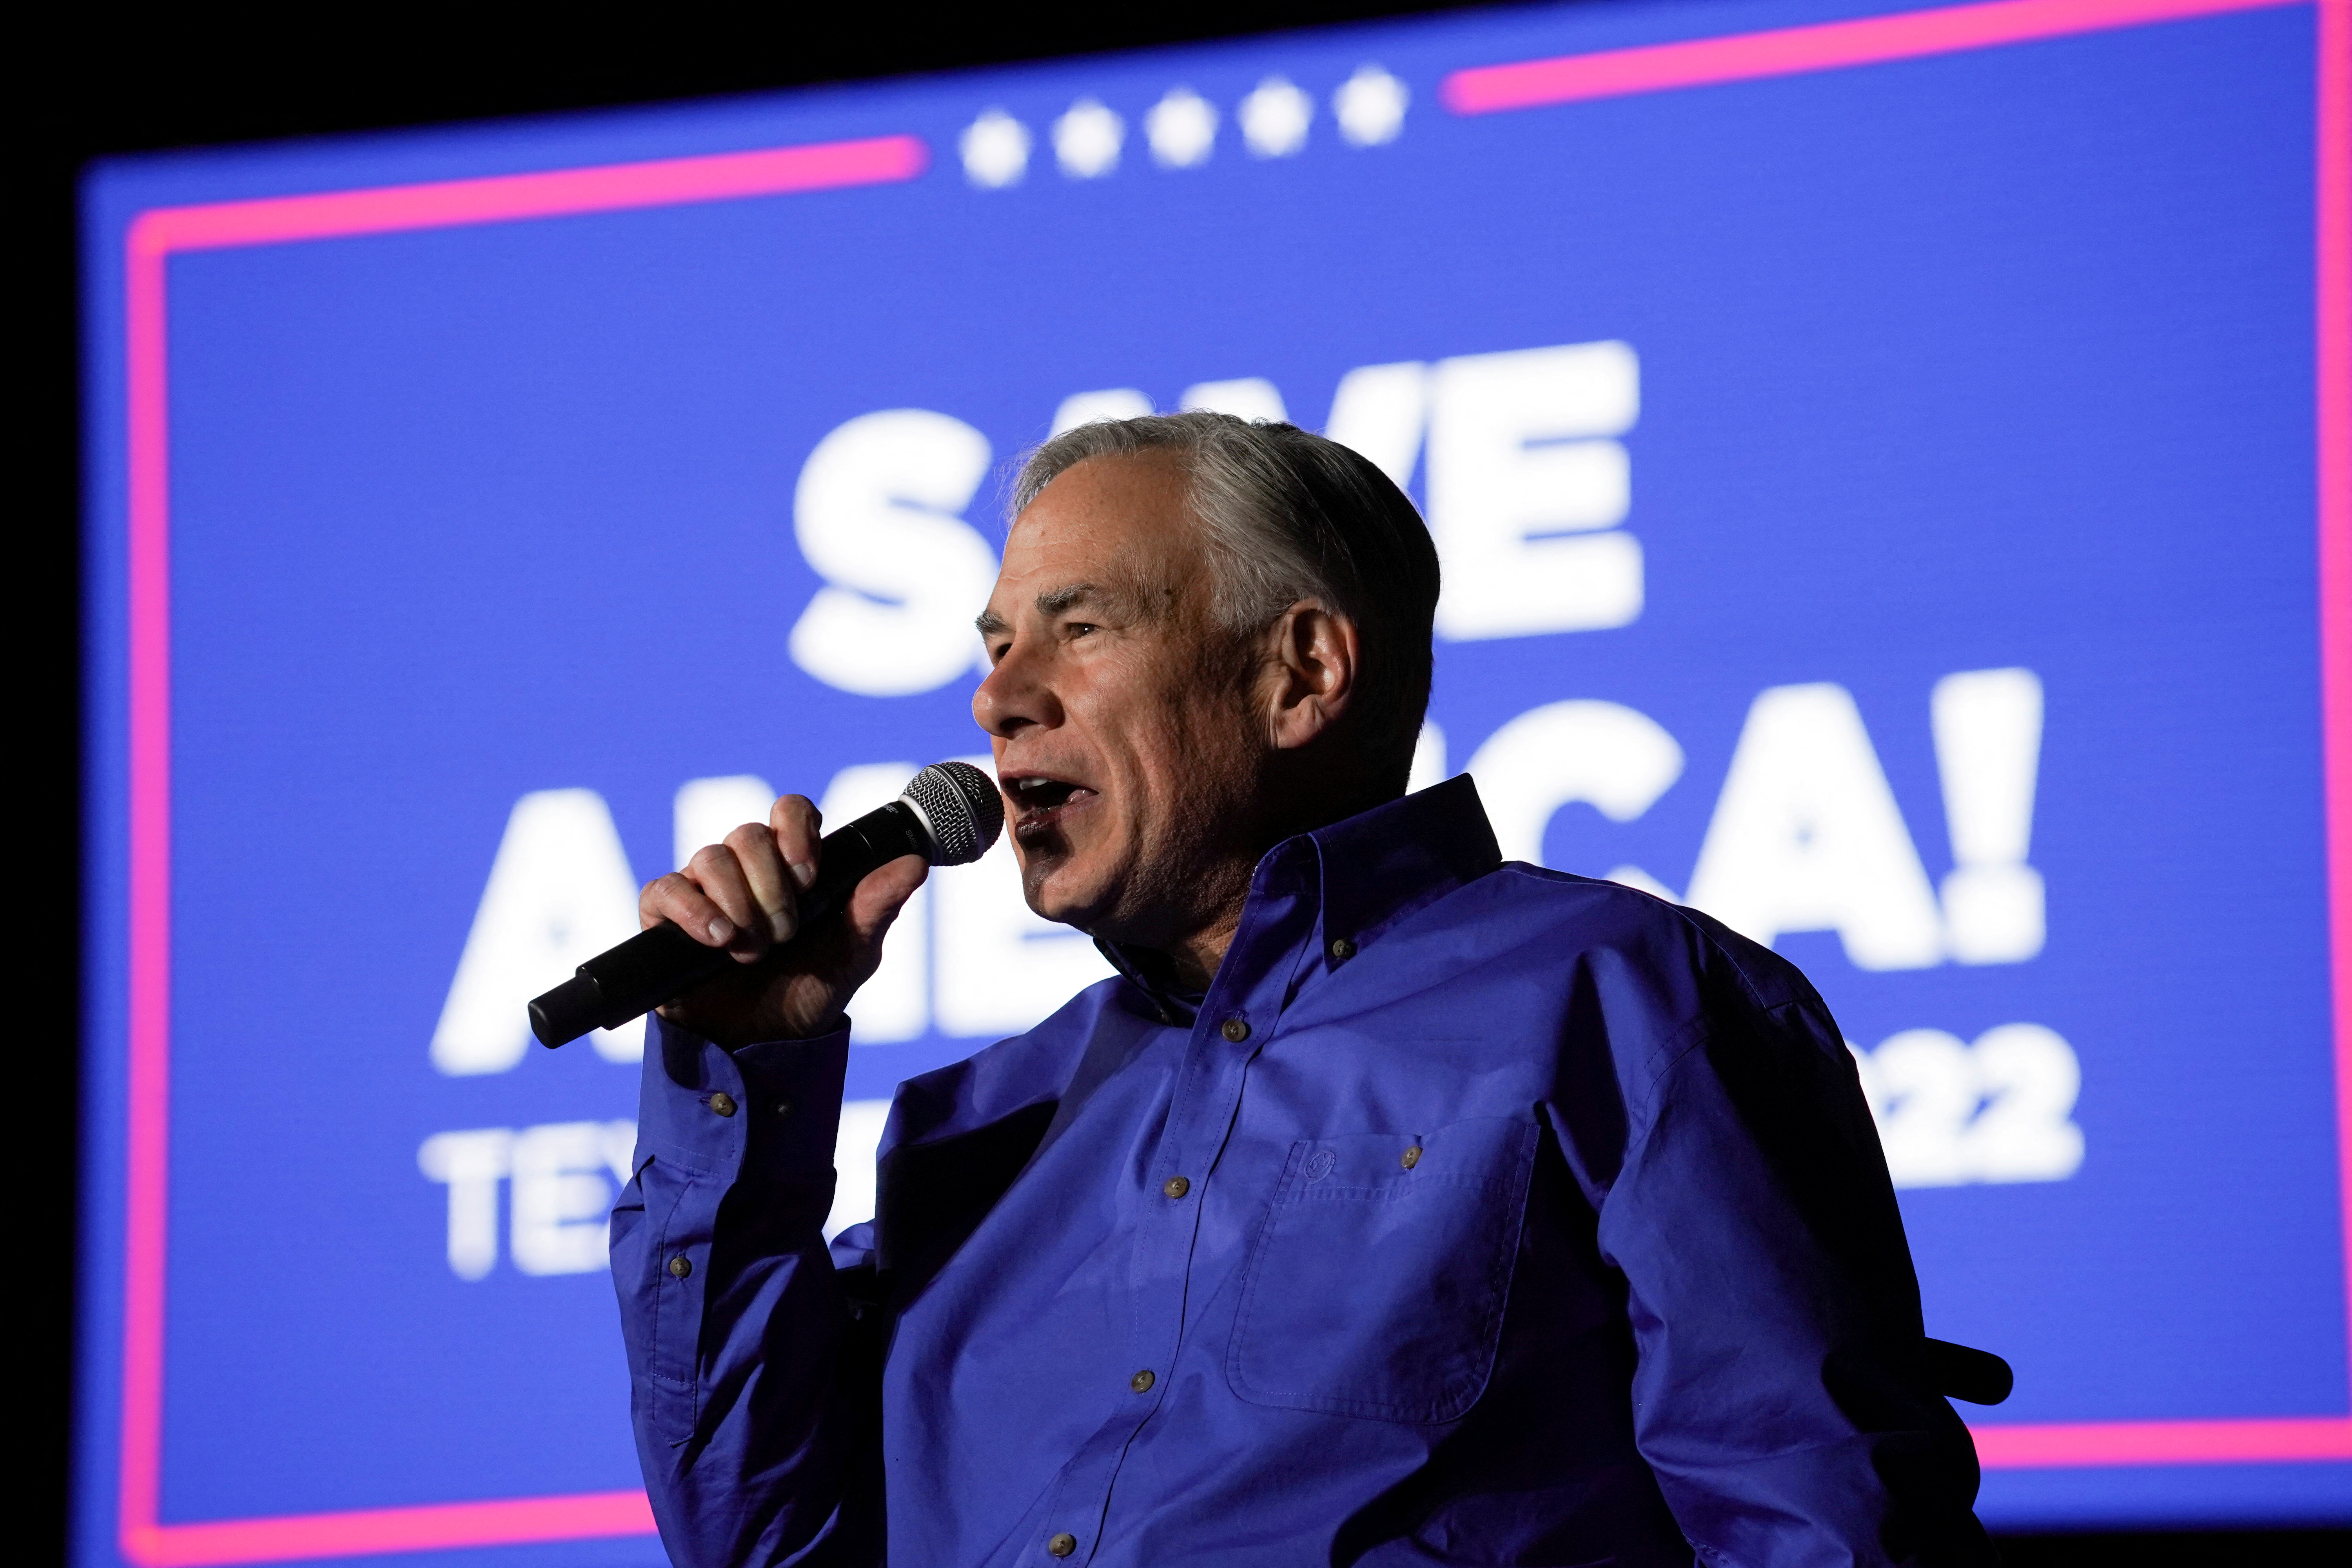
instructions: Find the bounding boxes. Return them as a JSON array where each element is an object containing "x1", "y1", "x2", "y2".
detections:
[{"x1": 635, "y1": 1013, "x2": 851, "y2": 1182}]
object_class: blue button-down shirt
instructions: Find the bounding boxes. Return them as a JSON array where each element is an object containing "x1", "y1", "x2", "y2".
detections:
[{"x1": 613, "y1": 775, "x2": 1989, "y2": 1567}]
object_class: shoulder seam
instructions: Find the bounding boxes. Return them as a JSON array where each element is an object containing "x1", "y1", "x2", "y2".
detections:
[
  {"x1": 1495, "y1": 862, "x2": 1780, "y2": 1010},
  {"x1": 1641, "y1": 1011, "x2": 1718, "y2": 1102}
]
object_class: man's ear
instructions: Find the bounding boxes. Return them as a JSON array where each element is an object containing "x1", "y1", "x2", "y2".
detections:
[{"x1": 1264, "y1": 600, "x2": 1361, "y2": 751}]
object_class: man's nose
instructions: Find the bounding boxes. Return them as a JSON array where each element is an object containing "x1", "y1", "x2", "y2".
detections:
[{"x1": 973, "y1": 637, "x2": 1059, "y2": 738}]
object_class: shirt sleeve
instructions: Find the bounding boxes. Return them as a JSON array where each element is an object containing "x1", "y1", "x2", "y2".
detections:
[
  {"x1": 610, "y1": 1014, "x2": 884, "y2": 1568},
  {"x1": 1597, "y1": 990, "x2": 1995, "y2": 1568}
]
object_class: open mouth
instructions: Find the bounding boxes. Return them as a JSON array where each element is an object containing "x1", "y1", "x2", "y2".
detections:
[{"x1": 1004, "y1": 773, "x2": 1098, "y2": 831}]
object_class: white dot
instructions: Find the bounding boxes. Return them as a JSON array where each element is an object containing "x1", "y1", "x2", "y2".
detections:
[
  {"x1": 959, "y1": 109, "x2": 1033, "y2": 188},
  {"x1": 1144, "y1": 86, "x2": 1219, "y2": 169},
  {"x1": 1334, "y1": 65, "x2": 1408, "y2": 147},
  {"x1": 1239, "y1": 76, "x2": 1312, "y2": 159},
  {"x1": 1054, "y1": 98, "x2": 1125, "y2": 179}
]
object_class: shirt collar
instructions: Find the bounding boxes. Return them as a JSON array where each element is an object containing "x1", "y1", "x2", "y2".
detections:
[
  {"x1": 1301, "y1": 771, "x2": 1503, "y2": 953},
  {"x1": 1097, "y1": 772, "x2": 1503, "y2": 1024}
]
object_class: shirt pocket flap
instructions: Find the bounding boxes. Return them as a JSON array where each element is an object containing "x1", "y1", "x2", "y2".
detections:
[{"x1": 1227, "y1": 1116, "x2": 1539, "y2": 1424}]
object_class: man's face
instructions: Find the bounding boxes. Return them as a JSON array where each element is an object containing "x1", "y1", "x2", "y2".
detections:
[{"x1": 974, "y1": 452, "x2": 1270, "y2": 946}]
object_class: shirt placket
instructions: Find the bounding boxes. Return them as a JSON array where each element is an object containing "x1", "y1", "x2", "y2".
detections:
[{"x1": 1010, "y1": 843, "x2": 1325, "y2": 1566}]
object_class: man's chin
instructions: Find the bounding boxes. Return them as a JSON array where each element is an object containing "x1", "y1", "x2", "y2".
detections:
[{"x1": 1019, "y1": 858, "x2": 1113, "y2": 934}]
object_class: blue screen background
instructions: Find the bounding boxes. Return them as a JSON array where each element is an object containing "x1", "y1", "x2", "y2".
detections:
[{"x1": 78, "y1": 0, "x2": 2349, "y2": 1557}]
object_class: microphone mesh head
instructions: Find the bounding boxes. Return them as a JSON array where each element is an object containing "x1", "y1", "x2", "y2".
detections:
[{"x1": 900, "y1": 760, "x2": 1005, "y2": 866}]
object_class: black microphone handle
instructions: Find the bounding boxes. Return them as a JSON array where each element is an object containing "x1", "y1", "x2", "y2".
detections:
[
  {"x1": 1923, "y1": 1336, "x2": 2014, "y2": 1406},
  {"x1": 527, "y1": 800, "x2": 930, "y2": 1048}
]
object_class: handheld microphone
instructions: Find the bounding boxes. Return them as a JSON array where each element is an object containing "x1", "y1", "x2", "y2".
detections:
[{"x1": 528, "y1": 760, "x2": 1004, "y2": 1049}]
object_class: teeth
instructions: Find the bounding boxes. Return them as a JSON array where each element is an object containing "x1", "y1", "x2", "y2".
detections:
[{"x1": 1008, "y1": 776, "x2": 1081, "y2": 809}]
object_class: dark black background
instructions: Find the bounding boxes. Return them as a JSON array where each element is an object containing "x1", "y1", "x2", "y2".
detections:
[{"x1": 30, "y1": 3, "x2": 2347, "y2": 1561}]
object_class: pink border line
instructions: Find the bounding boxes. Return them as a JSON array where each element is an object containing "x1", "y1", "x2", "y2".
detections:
[
  {"x1": 113, "y1": 0, "x2": 2348, "y2": 1560},
  {"x1": 2316, "y1": 0, "x2": 2352, "y2": 1479},
  {"x1": 126, "y1": 134, "x2": 927, "y2": 254},
  {"x1": 1439, "y1": 0, "x2": 2298, "y2": 113},
  {"x1": 120, "y1": 1495, "x2": 656, "y2": 1568},
  {"x1": 116, "y1": 133, "x2": 924, "y2": 1568}
]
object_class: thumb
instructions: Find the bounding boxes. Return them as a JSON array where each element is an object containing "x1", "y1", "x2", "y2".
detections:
[{"x1": 843, "y1": 854, "x2": 931, "y2": 944}]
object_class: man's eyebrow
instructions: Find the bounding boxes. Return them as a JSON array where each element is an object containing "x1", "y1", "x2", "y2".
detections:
[
  {"x1": 975, "y1": 581, "x2": 1146, "y2": 639},
  {"x1": 1035, "y1": 583, "x2": 1108, "y2": 617}
]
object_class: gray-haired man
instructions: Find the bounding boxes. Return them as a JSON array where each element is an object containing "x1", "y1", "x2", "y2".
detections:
[{"x1": 618, "y1": 414, "x2": 1991, "y2": 1566}]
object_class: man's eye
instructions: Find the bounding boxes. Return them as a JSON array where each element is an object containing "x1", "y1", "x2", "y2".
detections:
[{"x1": 1067, "y1": 622, "x2": 1098, "y2": 637}]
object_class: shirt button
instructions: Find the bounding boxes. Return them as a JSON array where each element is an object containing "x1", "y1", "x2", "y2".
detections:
[
  {"x1": 1046, "y1": 1532, "x2": 1078, "y2": 1558},
  {"x1": 1329, "y1": 936, "x2": 1356, "y2": 962},
  {"x1": 1401, "y1": 1146, "x2": 1423, "y2": 1170},
  {"x1": 1221, "y1": 1016, "x2": 1250, "y2": 1043},
  {"x1": 773, "y1": 1098, "x2": 793, "y2": 1119},
  {"x1": 1130, "y1": 1368, "x2": 1155, "y2": 1393},
  {"x1": 707, "y1": 1093, "x2": 737, "y2": 1117},
  {"x1": 668, "y1": 1256, "x2": 693, "y2": 1278},
  {"x1": 1162, "y1": 1175, "x2": 1191, "y2": 1200}
]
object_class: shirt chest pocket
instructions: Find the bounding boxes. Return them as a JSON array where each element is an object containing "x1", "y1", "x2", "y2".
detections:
[{"x1": 1226, "y1": 1116, "x2": 1539, "y2": 1425}]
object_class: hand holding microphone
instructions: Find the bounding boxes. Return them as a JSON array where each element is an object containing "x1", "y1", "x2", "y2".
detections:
[{"x1": 530, "y1": 761, "x2": 1003, "y2": 1050}]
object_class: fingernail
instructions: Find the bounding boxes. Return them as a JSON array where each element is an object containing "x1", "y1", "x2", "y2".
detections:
[
  {"x1": 707, "y1": 918, "x2": 734, "y2": 944},
  {"x1": 789, "y1": 860, "x2": 816, "y2": 890}
]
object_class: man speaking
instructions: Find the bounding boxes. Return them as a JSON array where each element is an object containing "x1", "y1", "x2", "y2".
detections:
[{"x1": 613, "y1": 414, "x2": 1992, "y2": 1566}]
